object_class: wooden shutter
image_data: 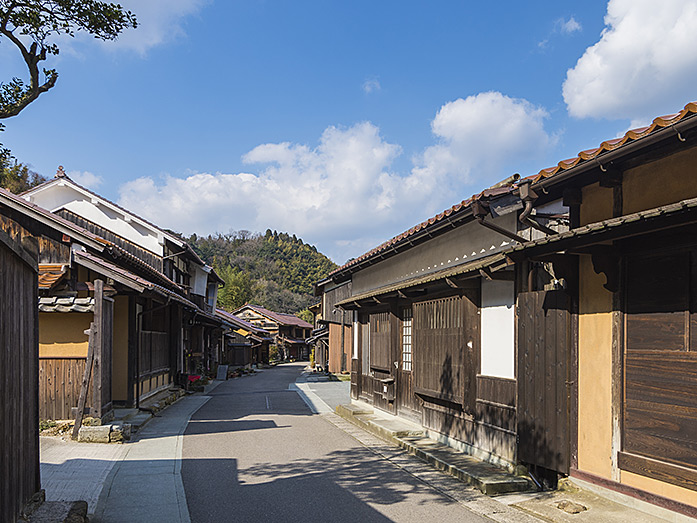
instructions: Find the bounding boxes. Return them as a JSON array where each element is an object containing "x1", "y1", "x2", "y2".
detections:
[
  {"x1": 369, "y1": 311, "x2": 391, "y2": 371},
  {"x1": 413, "y1": 293, "x2": 478, "y2": 408},
  {"x1": 623, "y1": 251, "x2": 697, "y2": 475}
]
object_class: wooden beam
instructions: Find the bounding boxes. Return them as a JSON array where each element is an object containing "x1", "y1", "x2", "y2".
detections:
[
  {"x1": 562, "y1": 187, "x2": 582, "y2": 207},
  {"x1": 93, "y1": 279, "x2": 103, "y2": 419},
  {"x1": 445, "y1": 277, "x2": 459, "y2": 288},
  {"x1": 73, "y1": 322, "x2": 97, "y2": 440},
  {"x1": 479, "y1": 268, "x2": 494, "y2": 281},
  {"x1": 599, "y1": 164, "x2": 623, "y2": 188}
]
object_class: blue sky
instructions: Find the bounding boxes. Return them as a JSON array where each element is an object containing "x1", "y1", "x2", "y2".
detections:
[{"x1": 3, "y1": 0, "x2": 697, "y2": 263}]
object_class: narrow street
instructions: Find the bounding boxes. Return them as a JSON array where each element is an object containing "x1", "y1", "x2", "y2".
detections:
[{"x1": 181, "y1": 363, "x2": 490, "y2": 522}]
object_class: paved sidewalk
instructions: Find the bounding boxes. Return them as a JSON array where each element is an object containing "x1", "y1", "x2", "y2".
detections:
[
  {"x1": 41, "y1": 437, "x2": 127, "y2": 512},
  {"x1": 92, "y1": 395, "x2": 211, "y2": 522}
]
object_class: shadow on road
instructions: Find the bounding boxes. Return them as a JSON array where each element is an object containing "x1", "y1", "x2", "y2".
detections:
[{"x1": 184, "y1": 446, "x2": 457, "y2": 522}]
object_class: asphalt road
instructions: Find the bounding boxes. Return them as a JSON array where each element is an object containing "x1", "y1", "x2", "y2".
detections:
[{"x1": 181, "y1": 362, "x2": 490, "y2": 522}]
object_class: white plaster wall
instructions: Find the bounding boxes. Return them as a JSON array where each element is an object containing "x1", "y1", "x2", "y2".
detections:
[
  {"x1": 480, "y1": 279, "x2": 515, "y2": 379},
  {"x1": 353, "y1": 311, "x2": 358, "y2": 359},
  {"x1": 26, "y1": 182, "x2": 164, "y2": 255},
  {"x1": 191, "y1": 266, "x2": 208, "y2": 296},
  {"x1": 352, "y1": 213, "x2": 517, "y2": 295}
]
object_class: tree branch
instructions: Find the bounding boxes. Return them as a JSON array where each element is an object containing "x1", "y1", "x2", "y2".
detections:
[{"x1": 0, "y1": 25, "x2": 57, "y2": 119}]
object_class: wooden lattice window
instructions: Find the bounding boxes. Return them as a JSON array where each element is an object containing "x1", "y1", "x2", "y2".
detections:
[{"x1": 402, "y1": 308, "x2": 413, "y2": 372}]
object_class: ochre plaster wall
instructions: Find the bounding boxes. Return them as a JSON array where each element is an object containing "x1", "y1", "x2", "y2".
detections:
[
  {"x1": 577, "y1": 256, "x2": 613, "y2": 478},
  {"x1": 623, "y1": 146, "x2": 697, "y2": 214},
  {"x1": 621, "y1": 471, "x2": 697, "y2": 508},
  {"x1": 328, "y1": 323, "x2": 352, "y2": 373},
  {"x1": 580, "y1": 182, "x2": 613, "y2": 226},
  {"x1": 112, "y1": 295, "x2": 130, "y2": 403},
  {"x1": 39, "y1": 312, "x2": 90, "y2": 358}
]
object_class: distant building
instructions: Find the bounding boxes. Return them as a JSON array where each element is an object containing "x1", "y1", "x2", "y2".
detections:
[{"x1": 233, "y1": 304, "x2": 312, "y2": 360}]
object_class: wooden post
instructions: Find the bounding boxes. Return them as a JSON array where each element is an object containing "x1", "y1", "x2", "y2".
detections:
[
  {"x1": 93, "y1": 279, "x2": 104, "y2": 418},
  {"x1": 72, "y1": 322, "x2": 97, "y2": 440}
]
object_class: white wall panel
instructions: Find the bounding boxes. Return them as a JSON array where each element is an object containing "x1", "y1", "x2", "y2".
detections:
[{"x1": 480, "y1": 279, "x2": 515, "y2": 379}]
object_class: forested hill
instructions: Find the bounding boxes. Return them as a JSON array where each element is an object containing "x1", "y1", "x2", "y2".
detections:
[{"x1": 187, "y1": 229, "x2": 338, "y2": 316}]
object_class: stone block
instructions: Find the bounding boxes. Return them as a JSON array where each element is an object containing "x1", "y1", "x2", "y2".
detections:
[
  {"x1": 77, "y1": 425, "x2": 111, "y2": 443},
  {"x1": 109, "y1": 422, "x2": 132, "y2": 442}
]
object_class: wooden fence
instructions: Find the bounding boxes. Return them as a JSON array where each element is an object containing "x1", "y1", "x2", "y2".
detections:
[{"x1": 38, "y1": 281, "x2": 113, "y2": 421}]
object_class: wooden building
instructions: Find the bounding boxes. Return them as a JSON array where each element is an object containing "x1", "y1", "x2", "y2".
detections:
[
  {"x1": 233, "y1": 304, "x2": 312, "y2": 360},
  {"x1": 312, "y1": 283, "x2": 352, "y2": 373},
  {"x1": 505, "y1": 102, "x2": 697, "y2": 516},
  {"x1": 317, "y1": 180, "x2": 567, "y2": 470},
  {"x1": 20, "y1": 171, "x2": 224, "y2": 415},
  {"x1": 317, "y1": 101, "x2": 697, "y2": 517},
  {"x1": 216, "y1": 308, "x2": 272, "y2": 366}
]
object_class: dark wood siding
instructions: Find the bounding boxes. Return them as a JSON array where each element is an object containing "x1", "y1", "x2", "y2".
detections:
[
  {"x1": 323, "y1": 282, "x2": 352, "y2": 325},
  {"x1": 622, "y1": 249, "x2": 697, "y2": 490},
  {"x1": 517, "y1": 289, "x2": 571, "y2": 474},
  {"x1": 0, "y1": 226, "x2": 41, "y2": 523},
  {"x1": 138, "y1": 330, "x2": 171, "y2": 398}
]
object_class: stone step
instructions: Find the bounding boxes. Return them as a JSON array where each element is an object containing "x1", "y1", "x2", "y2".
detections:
[
  {"x1": 27, "y1": 500, "x2": 88, "y2": 522},
  {"x1": 335, "y1": 403, "x2": 374, "y2": 417},
  {"x1": 398, "y1": 437, "x2": 532, "y2": 496},
  {"x1": 335, "y1": 403, "x2": 532, "y2": 497}
]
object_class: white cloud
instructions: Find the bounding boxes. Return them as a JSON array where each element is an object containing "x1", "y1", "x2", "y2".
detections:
[
  {"x1": 362, "y1": 78, "x2": 381, "y2": 94},
  {"x1": 68, "y1": 170, "x2": 103, "y2": 190},
  {"x1": 563, "y1": 0, "x2": 697, "y2": 122},
  {"x1": 69, "y1": 0, "x2": 208, "y2": 55},
  {"x1": 558, "y1": 17, "x2": 582, "y2": 35},
  {"x1": 412, "y1": 92, "x2": 555, "y2": 186},
  {"x1": 118, "y1": 93, "x2": 555, "y2": 263},
  {"x1": 118, "y1": 123, "x2": 407, "y2": 263}
]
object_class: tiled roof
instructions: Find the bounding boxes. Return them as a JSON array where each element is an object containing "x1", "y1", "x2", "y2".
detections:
[
  {"x1": 39, "y1": 296, "x2": 94, "y2": 313},
  {"x1": 509, "y1": 195, "x2": 697, "y2": 254},
  {"x1": 532, "y1": 101, "x2": 697, "y2": 183},
  {"x1": 276, "y1": 334, "x2": 308, "y2": 345},
  {"x1": 234, "y1": 304, "x2": 313, "y2": 329},
  {"x1": 216, "y1": 308, "x2": 271, "y2": 336},
  {"x1": 328, "y1": 186, "x2": 513, "y2": 277},
  {"x1": 324, "y1": 100, "x2": 697, "y2": 280},
  {"x1": 73, "y1": 250, "x2": 197, "y2": 308},
  {"x1": 38, "y1": 264, "x2": 67, "y2": 289}
]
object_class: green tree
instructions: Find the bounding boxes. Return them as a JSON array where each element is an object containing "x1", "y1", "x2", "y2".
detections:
[
  {"x1": 217, "y1": 265, "x2": 256, "y2": 312},
  {"x1": 0, "y1": 1, "x2": 137, "y2": 154},
  {"x1": 297, "y1": 308, "x2": 314, "y2": 326},
  {"x1": 0, "y1": 157, "x2": 46, "y2": 193}
]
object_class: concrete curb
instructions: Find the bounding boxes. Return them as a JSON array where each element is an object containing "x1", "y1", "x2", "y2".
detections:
[{"x1": 289, "y1": 382, "x2": 333, "y2": 414}]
